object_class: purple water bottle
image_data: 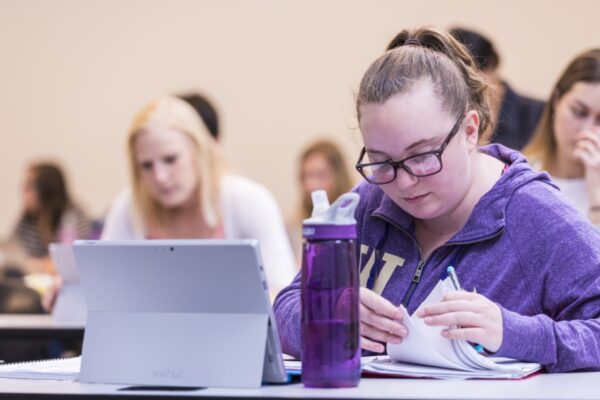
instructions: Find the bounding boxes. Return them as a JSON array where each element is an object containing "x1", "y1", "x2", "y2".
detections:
[{"x1": 301, "y1": 190, "x2": 361, "y2": 388}]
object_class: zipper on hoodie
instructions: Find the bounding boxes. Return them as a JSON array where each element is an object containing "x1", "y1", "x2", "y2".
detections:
[
  {"x1": 401, "y1": 259, "x2": 425, "y2": 306},
  {"x1": 370, "y1": 214, "x2": 430, "y2": 308},
  {"x1": 373, "y1": 213, "x2": 505, "y2": 309}
]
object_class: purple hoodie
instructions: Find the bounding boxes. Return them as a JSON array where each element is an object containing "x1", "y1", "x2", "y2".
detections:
[{"x1": 274, "y1": 144, "x2": 600, "y2": 373}]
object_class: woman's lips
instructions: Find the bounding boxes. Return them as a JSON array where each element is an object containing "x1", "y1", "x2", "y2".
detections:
[
  {"x1": 158, "y1": 187, "x2": 177, "y2": 196},
  {"x1": 403, "y1": 193, "x2": 429, "y2": 204}
]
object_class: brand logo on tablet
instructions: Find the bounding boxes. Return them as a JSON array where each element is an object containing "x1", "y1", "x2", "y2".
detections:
[{"x1": 152, "y1": 368, "x2": 183, "y2": 379}]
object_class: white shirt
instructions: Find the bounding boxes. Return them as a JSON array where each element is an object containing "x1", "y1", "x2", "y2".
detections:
[
  {"x1": 529, "y1": 160, "x2": 590, "y2": 218},
  {"x1": 101, "y1": 175, "x2": 297, "y2": 295},
  {"x1": 550, "y1": 177, "x2": 589, "y2": 217}
]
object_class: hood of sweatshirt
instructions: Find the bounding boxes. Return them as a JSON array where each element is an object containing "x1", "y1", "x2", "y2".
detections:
[{"x1": 361, "y1": 144, "x2": 557, "y2": 244}]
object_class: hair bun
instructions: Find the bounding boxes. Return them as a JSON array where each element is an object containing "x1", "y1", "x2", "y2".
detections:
[{"x1": 403, "y1": 38, "x2": 422, "y2": 47}]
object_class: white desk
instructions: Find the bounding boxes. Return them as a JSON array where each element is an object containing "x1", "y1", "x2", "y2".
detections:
[
  {"x1": 0, "y1": 373, "x2": 598, "y2": 400},
  {"x1": 0, "y1": 314, "x2": 84, "y2": 340}
]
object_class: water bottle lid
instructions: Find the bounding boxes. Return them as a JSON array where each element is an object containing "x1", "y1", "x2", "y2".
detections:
[
  {"x1": 310, "y1": 190, "x2": 330, "y2": 217},
  {"x1": 303, "y1": 192, "x2": 360, "y2": 239}
]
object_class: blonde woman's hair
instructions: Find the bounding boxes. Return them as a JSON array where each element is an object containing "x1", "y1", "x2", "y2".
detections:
[
  {"x1": 357, "y1": 27, "x2": 495, "y2": 144},
  {"x1": 523, "y1": 49, "x2": 600, "y2": 170},
  {"x1": 127, "y1": 96, "x2": 226, "y2": 229}
]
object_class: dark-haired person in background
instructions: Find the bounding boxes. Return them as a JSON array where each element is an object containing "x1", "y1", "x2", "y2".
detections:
[
  {"x1": 443, "y1": 27, "x2": 545, "y2": 150},
  {"x1": 9, "y1": 162, "x2": 92, "y2": 274},
  {"x1": 0, "y1": 162, "x2": 91, "y2": 361},
  {"x1": 178, "y1": 92, "x2": 220, "y2": 141}
]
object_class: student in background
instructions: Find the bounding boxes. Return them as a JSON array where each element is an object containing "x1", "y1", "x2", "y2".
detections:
[
  {"x1": 101, "y1": 96, "x2": 296, "y2": 295},
  {"x1": 287, "y1": 139, "x2": 354, "y2": 263},
  {"x1": 523, "y1": 49, "x2": 600, "y2": 226},
  {"x1": 446, "y1": 27, "x2": 544, "y2": 150},
  {"x1": 9, "y1": 162, "x2": 91, "y2": 274},
  {"x1": 274, "y1": 27, "x2": 600, "y2": 372}
]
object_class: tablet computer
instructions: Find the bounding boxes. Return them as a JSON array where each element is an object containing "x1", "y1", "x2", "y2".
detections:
[
  {"x1": 74, "y1": 239, "x2": 288, "y2": 388},
  {"x1": 48, "y1": 243, "x2": 87, "y2": 324}
]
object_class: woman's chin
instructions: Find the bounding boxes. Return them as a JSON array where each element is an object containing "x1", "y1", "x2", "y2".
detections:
[
  {"x1": 398, "y1": 200, "x2": 442, "y2": 220},
  {"x1": 156, "y1": 195, "x2": 186, "y2": 209}
]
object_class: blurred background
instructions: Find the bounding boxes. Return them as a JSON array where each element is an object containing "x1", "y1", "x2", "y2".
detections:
[{"x1": 2, "y1": 0, "x2": 600, "y2": 235}]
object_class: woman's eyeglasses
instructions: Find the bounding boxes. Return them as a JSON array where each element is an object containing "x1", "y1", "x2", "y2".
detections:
[{"x1": 355, "y1": 113, "x2": 466, "y2": 185}]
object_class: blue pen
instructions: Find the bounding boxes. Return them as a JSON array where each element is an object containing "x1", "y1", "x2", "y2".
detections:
[
  {"x1": 446, "y1": 266, "x2": 461, "y2": 291},
  {"x1": 446, "y1": 266, "x2": 485, "y2": 354}
]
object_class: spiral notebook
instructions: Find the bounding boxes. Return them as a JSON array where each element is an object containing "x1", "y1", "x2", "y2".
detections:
[
  {"x1": 361, "y1": 277, "x2": 542, "y2": 380},
  {"x1": 0, "y1": 357, "x2": 80, "y2": 381}
]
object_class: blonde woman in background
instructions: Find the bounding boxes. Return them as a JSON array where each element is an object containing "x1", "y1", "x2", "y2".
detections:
[
  {"x1": 101, "y1": 96, "x2": 296, "y2": 295},
  {"x1": 287, "y1": 139, "x2": 354, "y2": 264},
  {"x1": 523, "y1": 49, "x2": 600, "y2": 226}
]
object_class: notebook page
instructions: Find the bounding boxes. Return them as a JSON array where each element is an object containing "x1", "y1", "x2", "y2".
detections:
[
  {"x1": 388, "y1": 279, "x2": 473, "y2": 371},
  {"x1": 387, "y1": 305, "x2": 469, "y2": 370},
  {"x1": 411, "y1": 279, "x2": 473, "y2": 368},
  {"x1": 455, "y1": 341, "x2": 543, "y2": 374}
]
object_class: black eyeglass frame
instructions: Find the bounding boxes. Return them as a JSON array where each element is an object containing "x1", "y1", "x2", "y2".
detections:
[{"x1": 355, "y1": 113, "x2": 466, "y2": 185}]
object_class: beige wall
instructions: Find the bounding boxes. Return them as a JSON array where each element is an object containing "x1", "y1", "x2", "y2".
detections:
[{"x1": 2, "y1": 0, "x2": 599, "y2": 236}]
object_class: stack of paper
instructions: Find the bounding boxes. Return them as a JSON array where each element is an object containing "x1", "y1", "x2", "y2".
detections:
[
  {"x1": 0, "y1": 357, "x2": 80, "y2": 381},
  {"x1": 363, "y1": 356, "x2": 541, "y2": 380},
  {"x1": 362, "y1": 278, "x2": 542, "y2": 380}
]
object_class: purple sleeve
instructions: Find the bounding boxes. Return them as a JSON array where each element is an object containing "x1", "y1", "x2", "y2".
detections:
[
  {"x1": 496, "y1": 307, "x2": 600, "y2": 372},
  {"x1": 499, "y1": 184, "x2": 600, "y2": 372},
  {"x1": 273, "y1": 272, "x2": 303, "y2": 358}
]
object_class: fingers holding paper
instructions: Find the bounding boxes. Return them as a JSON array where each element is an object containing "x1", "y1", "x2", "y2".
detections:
[
  {"x1": 359, "y1": 287, "x2": 407, "y2": 353},
  {"x1": 415, "y1": 291, "x2": 503, "y2": 353}
]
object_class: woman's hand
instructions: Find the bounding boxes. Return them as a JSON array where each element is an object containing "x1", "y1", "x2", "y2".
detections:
[
  {"x1": 415, "y1": 291, "x2": 503, "y2": 353},
  {"x1": 41, "y1": 276, "x2": 62, "y2": 313},
  {"x1": 574, "y1": 129, "x2": 600, "y2": 207},
  {"x1": 359, "y1": 287, "x2": 407, "y2": 353}
]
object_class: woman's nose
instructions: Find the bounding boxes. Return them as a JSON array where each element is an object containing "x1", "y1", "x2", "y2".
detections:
[
  {"x1": 152, "y1": 164, "x2": 169, "y2": 183},
  {"x1": 581, "y1": 115, "x2": 600, "y2": 132},
  {"x1": 393, "y1": 167, "x2": 418, "y2": 190}
]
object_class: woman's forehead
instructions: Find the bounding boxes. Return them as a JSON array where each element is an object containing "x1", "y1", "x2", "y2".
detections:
[
  {"x1": 564, "y1": 81, "x2": 600, "y2": 106},
  {"x1": 359, "y1": 88, "x2": 455, "y2": 152},
  {"x1": 361, "y1": 80, "x2": 449, "y2": 123},
  {"x1": 135, "y1": 126, "x2": 192, "y2": 155}
]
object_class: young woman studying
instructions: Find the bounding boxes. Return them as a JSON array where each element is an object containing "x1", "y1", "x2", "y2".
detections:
[{"x1": 274, "y1": 28, "x2": 600, "y2": 372}]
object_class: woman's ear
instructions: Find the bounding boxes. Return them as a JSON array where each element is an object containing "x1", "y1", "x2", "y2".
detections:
[{"x1": 464, "y1": 110, "x2": 480, "y2": 150}]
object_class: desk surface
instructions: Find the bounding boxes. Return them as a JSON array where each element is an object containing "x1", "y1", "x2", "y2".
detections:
[
  {"x1": 0, "y1": 314, "x2": 84, "y2": 340},
  {"x1": 0, "y1": 373, "x2": 598, "y2": 400}
]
